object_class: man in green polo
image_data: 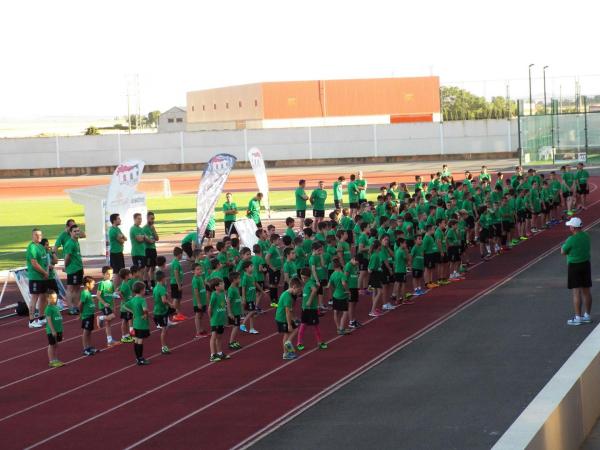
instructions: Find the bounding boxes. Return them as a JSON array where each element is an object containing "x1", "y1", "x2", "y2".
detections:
[
  {"x1": 295, "y1": 179, "x2": 308, "y2": 219},
  {"x1": 247, "y1": 192, "x2": 263, "y2": 228},
  {"x1": 26, "y1": 228, "x2": 49, "y2": 328},
  {"x1": 562, "y1": 217, "x2": 592, "y2": 326},
  {"x1": 310, "y1": 181, "x2": 328, "y2": 230}
]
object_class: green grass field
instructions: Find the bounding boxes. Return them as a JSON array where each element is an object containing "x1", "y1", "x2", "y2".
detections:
[{"x1": 0, "y1": 189, "x2": 350, "y2": 270}]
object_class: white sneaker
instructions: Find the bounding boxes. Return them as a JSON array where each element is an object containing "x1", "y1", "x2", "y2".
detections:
[
  {"x1": 582, "y1": 314, "x2": 593, "y2": 324},
  {"x1": 382, "y1": 303, "x2": 395, "y2": 310},
  {"x1": 38, "y1": 318, "x2": 47, "y2": 324},
  {"x1": 249, "y1": 328, "x2": 259, "y2": 334},
  {"x1": 567, "y1": 316, "x2": 584, "y2": 326},
  {"x1": 167, "y1": 320, "x2": 177, "y2": 327},
  {"x1": 28, "y1": 320, "x2": 42, "y2": 329}
]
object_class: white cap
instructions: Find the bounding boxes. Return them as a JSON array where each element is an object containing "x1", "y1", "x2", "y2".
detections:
[{"x1": 566, "y1": 217, "x2": 582, "y2": 228}]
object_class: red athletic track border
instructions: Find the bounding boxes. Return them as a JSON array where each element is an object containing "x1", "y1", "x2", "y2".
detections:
[{"x1": 0, "y1": 181, "x2": 597, "y2": 450}]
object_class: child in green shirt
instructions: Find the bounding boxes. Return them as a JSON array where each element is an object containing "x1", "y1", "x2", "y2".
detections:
[
  {"x1": 344, "y1": 256, "x2": 361, "y2": 328},
  {"x1": 79, "y1": 276, "x2": 97, "y2": 356},
  {"x1": 327, "y1": 259, "x2": 350, "y2": 335},
  {"x1": 191, "y1": 263, "x2": 208, "y2": 338},
  {"x1": 296, "y1": 268, "x2": 328, "y2": 351},
  {"x1": 123, "y1": 281, "x2": 151, "y2": 365},
  {"x1": 227, "y1": 272, "x2": 243, "y2": 350},
  {"x1": 153, "y1": 271, "x2": 175, "y2": 355},
  {"x1": 240, "y1": 260, "x2": 262, "y2": 334},
  {"x1": 170, "y1": 247, "x2": 185, "y2": 321},
  {"x1": 96, "y1": 266, "x2": 116, "y2": 346},
  {"x1": 117, "y1": 268, "x2": 134, "y2": 343},
  {"x1": 275, "y1": 278, "x2": 302, "y2": 360},
  {"x1": 45, "y1": 290, "x2": 64, "y2": 368},
  {"x1": 208, "y1": 278, "x2": 230, "y2": 362}
]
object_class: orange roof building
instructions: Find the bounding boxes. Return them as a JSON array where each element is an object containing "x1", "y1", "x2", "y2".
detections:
[{"x1": 186, "y1": 76, "x2": 440, "y2": 131}]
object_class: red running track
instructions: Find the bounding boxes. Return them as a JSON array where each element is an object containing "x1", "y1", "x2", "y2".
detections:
[{"x1": 0, "y1": 181, "x2": 598, "y2": 450}]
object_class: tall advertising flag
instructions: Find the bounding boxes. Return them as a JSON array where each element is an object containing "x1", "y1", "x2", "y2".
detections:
[
  {"x1": 196, "y1": 154, "x2": 237, "y2": 244},
  {"x1": 105, "y1": 160, "x2": 145, "y2": 258},
  {"x1": 248, "y1": 147, "x2": 270, "y2": 218}
]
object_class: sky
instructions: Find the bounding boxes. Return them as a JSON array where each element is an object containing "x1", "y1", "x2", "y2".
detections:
[{"x1": 1, "y1": 0, "x2": 599, "y2": 119}]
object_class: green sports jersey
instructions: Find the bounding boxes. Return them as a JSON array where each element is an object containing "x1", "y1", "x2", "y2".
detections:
[
  {"x1": 258, "y1": 238, "x2": 270, "y2": 255},
  {"x1": 129, "y1": 225, "x2": 146, "y2": 257},
  {"x1": 241, "y1": 272, "x2": 257, "y2": 302},
  {"x1": 347, "y1": 181, "x2": 359, "y2": 203},
  {"x1": 562, "y1": 231, "x2": 590, "y2": 264},
  {"x1": 44, "y1": 304, "x2": 63, "y2": 334},
  {"x1": 368, "y1": 252, "x2": 382, "y2": 271},
  {"x1": 54, "y1": 230, "x2": 70, "y2": 251},
  {"x1": 227, "y1": 285, "x2": 242, "y2": 316},
  {"x1": 152, "y1": 283, "x2": 169, "y2": 315},
  {"x1": 267, "y1": 245, "x2": 282, "y2": 269},
  {"x1": 283, "y1": 260, "x2": 297, "y2": 280},
  {"x1": 329, "y1": 271, "x2": 348, "y2": 300},
  {"x1": 356, "y1": 179, "x2": 367, "y2": 200},
  {"x1": 294, "y1": 246, "x2": 308, "y2": 269},
  {"x1": 170, "y1": 258, "x2": 182, "y2": 285},
  {"x1": 217, "y1": 252, "x2": 231, "y2": 277},
  {"x1": 97, "y1": 280, "x2": 115, "y2": 308},
  {"x1": 422, "y1": 234, "x2": 438, "y2": 254},
  {"x1": 80, "y1": 290, "x2": 96, "y2": 319},
  {"x1": 309, "y1": 254, "x2": 327, "y2": 281},
  {"x1": 499, "y1": 204, "x2": 515, "y2": 223},
  {"x1": 333, "y1": 181, "x2": 343, "y2": 200},
  {"x1": 337, "y1": 241, "x2": 351, "y2": 264},
  {"x1": 222, "y1": 202, "x2": 238, "y2": 222},
  {"x1": 125, "y1": 296, "x2": 149, "y2": 330},
  {"x1": 340, "y1": 215, "x2": 354, "y2": 231},
  {"x1": 275, "y1": 291, "x2": 294, "y2": 322},
  {"x1": 63, "y1": 239, "x2": 83, "y2": 275},
  {"x1": 119, "y1": 279, "x2": 133, "y2": 312},
  {"x1": 26, "y1": 242, "x2": 47, "y2": 281},
  {"x1": 142, "y1": 224, "x2": 157, "y2": 250},
  {"x1": 479, "y1": 212, "x2": 493, "y2": 229},
  {"x1": 247, "y1": 198, "x2": 261, "y2": 224},
  {"x1": 284, "y1": 227, "x2": 297, "y2": 240},
  {"x1": 310, "y1": 188, "x2": 327, "y2": 210},
  {"x1": 576, "y1": 169, "x2": 590, "y2": 186},
  {"x1": 251, "y1": 255, "x2": 266, "y2": 281},
  {"x1": 209, "y1": 291, "x2": 227, "y2": 326},
  {"x1": 344, "y1": 262, "x2": 359, "y2": 289},
  {"x1": 410, "y1": 244, "x2": 425, "y2": 270},
  {"x1": 182, "y1": 232, "x2": 197, "y2": 245},
  {"x1": 446, "y1": 228, "x2": 459, "y2": 247},
  {"x1": 192, "y1": 275, "x2": 207, "y2": 306},
  {"x1": 295, "y1": 187, "x2": 308, "y2": 211},
  {"x1": 108, "y1": 226, "x2": 124, "y2": 253},
  {"x1": 562, "y1": 172, "x2": 575, "y2": 191},
  {"x1": 302, "y1": 278, "x2": 318, "y2": 310},
  {"x1": 393, "y1": 247, "x2": 408, "y2": 273}
]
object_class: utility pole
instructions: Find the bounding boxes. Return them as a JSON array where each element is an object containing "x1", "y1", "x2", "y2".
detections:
[
  {"x1": 543, "y1": 66, "x2": 549, "y2": 114},
  {"x1": 528, "y1": 64, "x2": 535, "y2": 115}
]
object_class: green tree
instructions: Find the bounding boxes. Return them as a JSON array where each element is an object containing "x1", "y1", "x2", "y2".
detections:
[
  {"x1": 84, "y1": 126, "x2": 100, "y2": 135},
  {"x1": 147, "y1": 110, "x2": 160, "y2": 127},
  {"x1": 441, "y1": 86, "x2": 516, "y2": 121}
]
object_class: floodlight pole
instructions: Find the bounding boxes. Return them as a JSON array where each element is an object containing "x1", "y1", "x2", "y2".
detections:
[
  {"x1": 528, "y1": 64, "x2": 534, "y2": 116},
  {"x1": 543, "y1": 66, "x2": 549, "y2": 115}
]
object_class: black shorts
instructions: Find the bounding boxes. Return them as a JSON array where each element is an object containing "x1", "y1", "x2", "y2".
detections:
[
  {"x1": 382, "y1": 266, "x2": 394, "y2": 285},
  {"x1": 120, "y1": 311, "x2": 133, "y2": 321},
  {"x1": 578, "y1": 184, "x2": 589, "y2": 195},
  {"x1": 332, "y1": 298, "x2": 348, "y2": 311},
  {"x1": 182, "y1": 242, "x2": 193, "y2": 258},
  {"x1": 110, "y1": 252, "x2": 125, "y2": 272},
  {"x1": 244, "y1": 301, "x2": 256, "y2": 312},
  {"x1": 466, "y1": 216, "x2": 475, "y2": 229},
  {"x1": 502, "y1": 221, "x2": 513, "y2": 232},
  {"x1": 517, "y1": 211, "x2": 526, "y2": 223},
  {"x1": 358, "y1": 199, "x2": 367, "y2": 205},
  {"x1": 349, "y1": 288, "x2": 359, "y2": 302},
  {"x1": 170, "y1": 283, "x2": 182, "y2": 300},
  {"x1": 439, "y1": 253, "x2": 449, "y2": 264},
  {"x1": 357, "y1": 254, "x2": 369, "y2": 271},
  {"x1": 224, "y1": 276, "x2": 231, "y2": 290},
  {"x1": 228, "y1": 315, "x2": 241, "y2": 326},
  {"x1": 568, "y1": 261, "x2": 592, "y2": 289},
  {"x1": 276, "y1": 320, "x2": 297, "y2": 333},
  {"x1": 301, "y1": 309, "x2": 319, "y2": 325},
  {"x1": 132, "y1": 256, "x2": 145, "y2": 269},
  {"x1": 334, "y1": 200, "x2": 342, "y2": 210},
  {"x1": 448, "y1": 247, "x2": 461, "y2": 263},
  {"x1": 47, "y1": 278, "x2": 58, "y2": 293},
  {"x1": 296, "y1": 210, "x2": 306, "y2": 218},
  {"x1": 268, "y1": 268, "x2": 281, "y2": 287},
  {"x1": 493, "y1": 223, "x2": 502, "y2": 236},
  {"x1": 424, "y1": 253, "x2": 438, "y2": 269},
  {"x1": 368, "y1": 271, "x2": 383, "y2": 289},
  {"x1": 194, "y1": 305, "x2": 207, "y2": 313},
  {"x1": 154, "y1": 314, "x2": 168, "y2": 327},
  {"x1": 211, "y1": 325, "x2": 225, "y2": 335},
  {"x1": 562, "y1": 191, "x2": 572, "y2": 198},
  {"x1": 204, "y1": 229, "x2": 216, "y2": 239},
  {"x1": 479, "y1": 228, "x2": 491, "y2": 244},
  {"x1": 394, "y1": 272, "x2": 406, "y2": 283},
  {"x1": 349, "y1": 202, "x2": 359, "y2": 210},
  {"x1": 47, "y1": 332, "x2": 63, "y2": 346},
  {"x1": 313, "y1": 210, "x2": 325, "y2": 218},
  {"x1": 81, "y1": 316, "x2": 94, "y2": 331},
  {"x1": 224, "y1": 221, "x2": 237, "y2": 236},
  {"x1": 101, "y1": 306, "x2": 113, "y2": 316},
  {"x1": 67, "y1": 270, "x2": 84, "y2": 286},
  {"x1": 346, "y1": 230, "x2": 354, "y2": 245},
  {"x1": 134, "y1": 328, "x2": 150, "y2": 339},
  {"x1": 29, "y1": 279, "x2": 47, "y2": 295},
  {"x1": 145, "y1": 249, "x2": 157, "y2": 268},
  {"x1": 412, "y1": 269, "x2": 424, "y2": 279}
]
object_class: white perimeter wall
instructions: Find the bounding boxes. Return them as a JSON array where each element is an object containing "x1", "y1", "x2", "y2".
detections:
[{"x1": 0, "y1": 119, "x2": 517, "y2": 170}]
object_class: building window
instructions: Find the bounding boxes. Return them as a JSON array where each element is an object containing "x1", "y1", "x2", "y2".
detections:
[
  {"x1": 213, "y1": 104, "x2": 217, "y2": 110},
  {"x1": 202, "y1": 105, "x2": 205, "y2": 111},
  {"x1": 225, "y1": 102, "x2": 229, "y2": 109},
  {"x1": 254, "y1": 99, "x2": 258, "y2": 107},
  {"x1": 167, "y1": 118, "x2": 174, "y2": 123},
  {"x1": 191, "y1": 105, "x2": 195, "y2": 112},
  {"x1": 176, "y1": 118, "x2": 183, "y2": 123},
  {"x1": 239, "y1": 100, "x2": 242, "y2": 108}
]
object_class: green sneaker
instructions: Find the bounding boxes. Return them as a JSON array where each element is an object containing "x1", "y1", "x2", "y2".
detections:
[
  {"x1": 319, "y1": 342, "x2": 328, "y2": 349},
  {"x1": 270, "y1": 302, "x2": 279, "y2": 308},
  {"x1": 121, "y1": 336, "x2": 134, "y2": 343},
  {"x1": 209, "y1": 354, "x2": 221, "y2": 362},
  {"x1": 297, "y1": 344, "x2": 305, "y2": 351},
  {"x1": 161, "y1": 346, "x2": 171, "y2": 355},
  {"x1": 284, "y1": 341, "x2": 294, "y2": 353}
]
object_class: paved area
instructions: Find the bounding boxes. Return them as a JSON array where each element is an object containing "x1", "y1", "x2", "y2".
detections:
[{"x1": 252, "y1": 224, "x2": 600, "y2": 450}]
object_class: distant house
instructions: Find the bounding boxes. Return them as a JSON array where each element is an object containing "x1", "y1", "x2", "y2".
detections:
[{"x1": 158, "y1": 107, "x2": 186, "y2": 133}]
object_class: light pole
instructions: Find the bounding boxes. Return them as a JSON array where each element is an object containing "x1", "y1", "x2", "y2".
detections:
[
  {"x1": 528, "y1": 64, "x2": 534, "y2": 115},
  {"x1": 543, "y1": 65, "x2": 549, "y2": 115}
]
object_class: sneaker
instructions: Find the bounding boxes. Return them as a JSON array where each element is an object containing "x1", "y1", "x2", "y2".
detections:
[
  {"x1": 284, "y1": 341, "x2": 294, "y2": 353},
  {"x1": 519, "y1": 236, "x2": 528, "y2": 241},
  {"x1": 90, "y1": 347, "x2": 100, "y2": 354},
  {"x1": 228, "y1": 342, "x2": 238, "y2": 350},
  {"x1": 567, "y1": 316, "x2": 584, "y2": 326},
  {"x1": 382, "y1": 303, "x2": 395, "y2": 310},
  {"x1": 68, "y1": 307, "x2": 78, "y2": 315},
  {"x1": 194, "y1": 333, "x2": 207, "y2": 339},
  {"x1": 174, "y1": 313, "x2": 187, "y2": 321},
  {"x1": 38, "y1": 317, "x2": 47, "y2": 325},
  {"x1": 438, "y1": 279, "x2": 451, "y2": 285},
  {"x1": 297, "y1": 344, "x2": 305, "y2": 351},
  {"x1": 83, "y1": 348, "x2": 94, "y2": 356},
  {"x1": 282, "y1": 352, "x2": 297, "y2": 360},
  {"x1": 156, "y1": 324, "x2": 162, "y2": 330},
  {"x1": 368, "y1": 311, "x2": 382, "y2": 317},
  {"x1": 249, "y1": 328, "x2": 259, "y2": 334},
  {"x1": 319, "y1": 342, "x2": 328, "y2": 350},
  {"x1": 107, "y1": 337, "x2": 116, "y2": 347},
  {"x1": 354, "y1": 320, "x2": 363, "y2": 327},
  {"x1": 217, "y1": 352, "x2": 231, "y2": 360},
  {"x1": 240, "y1": 324, "x2": 248, "y2": 332},
  {"x1": 137, "y1": 358, "x2": 151, "y2": 366},
  {"x1": 348, "y1": 321, "x2": 357, "y2": 329},
  {"x1": 28, "y1": 320, "x2": 42, "y2": 329},
  {"x1": 49, "y1": 360, "x2": 65, "y2": 368},
  {"x1": 167, "y1": 319, "x2": 177, "y2": 327},
  {"x1": 270, "y1": 302, "x2": 279, "y2": 308},
  {"x1": 161, "y1": 346, "x2": 171, "y2": 355},
  {"x1": 121, "y1": 336, "x2": 134, "y2": 343},
  {"x1": 209, "y1": 354, "x2": 221, "y2": 362},
  {"x1": 582, "y1": 314, "x2": 593, "y2": 324}
]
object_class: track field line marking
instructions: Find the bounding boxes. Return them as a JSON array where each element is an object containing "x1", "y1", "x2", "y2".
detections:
[{"x1": 233, "y1": 214, "x2": 600, "y2": 449}]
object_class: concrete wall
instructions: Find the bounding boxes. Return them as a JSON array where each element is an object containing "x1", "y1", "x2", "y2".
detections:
[{"x1": 0, "y1": 119, "x2": 517, "y2": 171}]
